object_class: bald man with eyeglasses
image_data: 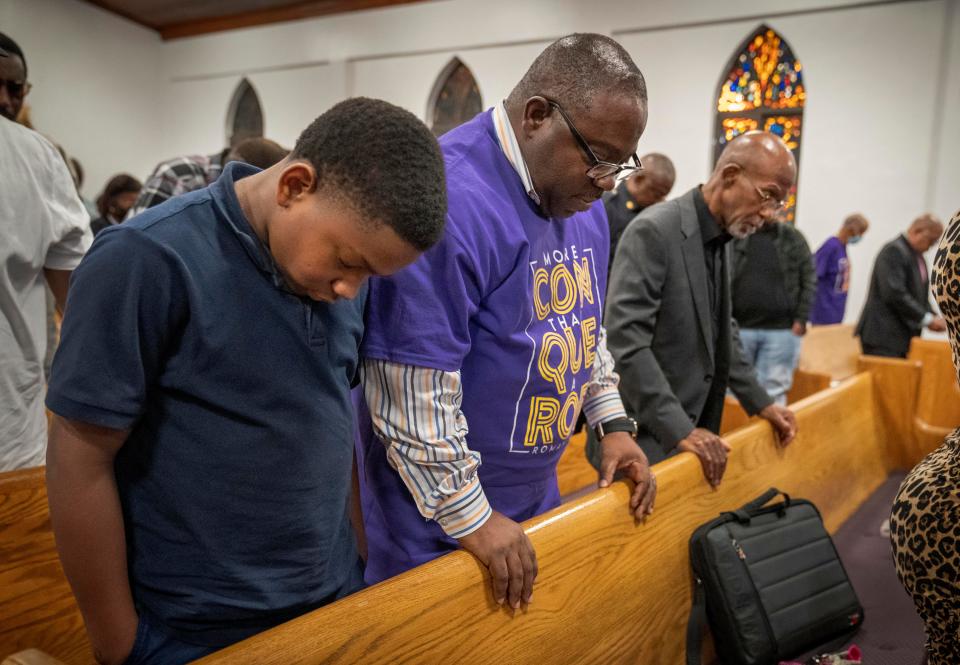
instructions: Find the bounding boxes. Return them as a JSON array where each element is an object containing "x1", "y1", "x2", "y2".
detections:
[{"x1": 596, "y1": 131, "x2": 799, "y2": 489}]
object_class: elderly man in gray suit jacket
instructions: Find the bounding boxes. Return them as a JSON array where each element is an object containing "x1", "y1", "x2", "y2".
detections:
[{"x1": 596, "y1": 132, "x2": 798, "y2": 487}]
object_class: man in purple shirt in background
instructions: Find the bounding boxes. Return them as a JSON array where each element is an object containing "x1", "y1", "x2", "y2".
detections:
[
  {"x1": 810, "y1": 213, "x2": 869, "y2": 324},
  {"x1": 356, "y1": 34, "x2": 657, "y2": 611}
]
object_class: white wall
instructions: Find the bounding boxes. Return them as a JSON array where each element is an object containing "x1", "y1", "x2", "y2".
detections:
[
  {"x1": 620, "y1": 1, "x2": 948, "y2": 323},
  {"x1": 930, "y1": 0, "x2": 960, "y2": 225},
  {"x1": 154, "y1": 0, "x2": 956, "y2": 324},
  {"x1": 3, "y1": 0, "x2": 956, "y2": 324},
  {"x1": 0, "y1": 0, "x2": 162, "y2": 202}
]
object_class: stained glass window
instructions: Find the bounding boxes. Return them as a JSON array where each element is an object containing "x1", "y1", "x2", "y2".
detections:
[
  {"x1": 226, "y1": 78, "x2": 264, "y2": 146},
  {"x1": 763, "y1": 115, "x2": 801, "y2": 150},
  {"x1": 429, "y1": 58, "x2": 483, "y2": 137},
  {"x1": 714, "y1": 26, "x2": 805, "y2": 222}
]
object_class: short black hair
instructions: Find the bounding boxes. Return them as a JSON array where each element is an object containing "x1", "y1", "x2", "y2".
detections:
[
  {"x1": 0, "y1": 32, "x2": 26, "y2": 78},
  {"x1": 227, "y1": 137, "x2": 288, "y2": 170},
  {"x1": 292, "y1": 97, "x2": 446, "y2": 251},
  {"x1": 508, "y1": 33, "x2": 646, "y2": 114}
]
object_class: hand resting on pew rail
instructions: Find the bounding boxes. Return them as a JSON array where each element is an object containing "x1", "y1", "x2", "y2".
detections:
[
  {"x1": 597, "y1": 430, "x2": 657, "y2": 518},
  {"x1": 676, "y1": 405, "x2": 797, "y2": 488},
  {"x1": 757, "y1": 403, "x2": 798, "y2": 446},
  {"x1": 677, "y1": 427, "x2": 731, "y2": 488},
  {"x1": 457, "y1": 511, "x2": 538, "y2": 610}
]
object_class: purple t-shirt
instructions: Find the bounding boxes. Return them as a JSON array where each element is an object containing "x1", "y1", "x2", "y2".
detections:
[
  {"x1": 810, "y1": 236, "x2": 849, "y2": 324},
  {"x1": 357, "y1": 110, "x2": 609, "y2": 582}
]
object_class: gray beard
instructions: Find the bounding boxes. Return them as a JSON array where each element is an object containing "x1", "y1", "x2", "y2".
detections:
[{"x1": 728, "y1": 222, "x2": 758, "y2": 240}]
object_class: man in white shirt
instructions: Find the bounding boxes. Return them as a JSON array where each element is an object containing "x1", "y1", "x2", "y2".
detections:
[{"x1": 0, "y1": 40, "x2": 91, "y2": 470}]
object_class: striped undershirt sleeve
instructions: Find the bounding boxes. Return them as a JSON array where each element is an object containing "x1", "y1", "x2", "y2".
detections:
[
  {"x1": 361, "y1": 358, "x2": 492, "y2": 539},
  {"x1": 581, "y1": 325, "x2": 629, "y2": 428}
]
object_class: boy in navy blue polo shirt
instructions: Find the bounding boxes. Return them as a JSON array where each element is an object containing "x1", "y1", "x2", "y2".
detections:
[{"x1": 44, "y1": 98, "x2": 446, "y2": 665}]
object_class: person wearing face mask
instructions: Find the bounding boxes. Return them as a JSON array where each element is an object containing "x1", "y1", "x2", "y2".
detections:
[
  {"x1": 90, "y1": 174, "x2": 143, "y2": 236},
  {"x1": 597, "y1": 131, "x2": 798, "y2": 489},
  {"x1": 810, "y1": 213, "x2": 869, "y2": 325},
  {"x1": 856, "y1": 213, "x2": 946, "y2": 357}
]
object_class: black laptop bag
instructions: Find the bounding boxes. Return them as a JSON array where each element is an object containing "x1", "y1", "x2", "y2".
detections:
[{"x1": 685, "y1": 488, "x2": 863, "y2": 665}]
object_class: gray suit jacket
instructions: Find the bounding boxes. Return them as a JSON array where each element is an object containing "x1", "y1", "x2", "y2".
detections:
[{"x1": 603, "y1": 188, "x2": 772, "y2": 464}]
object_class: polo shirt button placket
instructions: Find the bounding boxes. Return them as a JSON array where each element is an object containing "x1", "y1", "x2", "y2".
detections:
[{"x1": 303, "y1": 302, "x2": 327, "y2": 347}]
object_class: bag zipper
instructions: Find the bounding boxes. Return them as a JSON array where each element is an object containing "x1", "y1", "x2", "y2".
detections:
[{"x1": 725, "y1": 524, "x2": 779, "y2": 656}]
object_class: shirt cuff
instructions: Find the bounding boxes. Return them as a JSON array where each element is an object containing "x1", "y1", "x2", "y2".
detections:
[
  {"x1": 434, "y1": 476, "x2": 492, "y2": 539},
  {"x1": 582, "y1": 386, "x2": 628, "y2": 429},
  {"x1": 922, "y1": 312, "x2": 934, "y2": 327}
]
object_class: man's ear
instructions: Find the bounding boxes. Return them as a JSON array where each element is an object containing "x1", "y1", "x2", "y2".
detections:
[
  {"x1": 719, "y1": 163, "x2": 741, "y2": 188},
  {"x1": 277, "y1": 161, "x2": 318, "y2": 207},
  {"x1": 519, "y1": 96, "x2": 552, "y2": 139}
]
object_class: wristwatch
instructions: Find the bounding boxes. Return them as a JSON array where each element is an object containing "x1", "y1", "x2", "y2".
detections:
[{"x1": 595, "y1": 417, "x2": 639, "y2": 441}]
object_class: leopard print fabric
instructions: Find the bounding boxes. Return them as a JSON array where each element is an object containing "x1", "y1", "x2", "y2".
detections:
[{"x1": 890, "y1": 210, "x2": 960, "y2": 664}]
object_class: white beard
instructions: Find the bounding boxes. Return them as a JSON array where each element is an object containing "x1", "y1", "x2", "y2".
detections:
[{"x1": 728, "y1": 221, "x2": 759, "y2": 239}]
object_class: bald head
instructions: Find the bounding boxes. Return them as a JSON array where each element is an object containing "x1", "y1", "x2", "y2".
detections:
[
  {"x1": 910, "y1": 213, "x2": 943, "y2": 235},
  {"x1": 715, "y1": 132, "x2": 797, "y2": 184},
  {"x1": 641, "y1": 153, "x2": 675, "y2": 181},
  {"x1": 625, "y1": 152, "x2": 676, "y2": 207},
  {"x1": 507, "y1": 33, "x2": 647, "y2": 115},
  {"x1": 702, "y1": 131, "x2": 798, "y2": 239},
  {"x1": 907, "y1": 213, "x2": 944, "y2": 253}
]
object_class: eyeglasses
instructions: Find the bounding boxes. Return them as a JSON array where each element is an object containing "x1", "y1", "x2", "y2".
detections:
[
  {"x1": 741, "y1": 171, "x2": 787, "y2": 211},
  {"x1": 546, "y1": 99, "x2": 641, "y2": 181},
  {"x1": 0, "y1": 79, "x2": 31, "y2": 98}
]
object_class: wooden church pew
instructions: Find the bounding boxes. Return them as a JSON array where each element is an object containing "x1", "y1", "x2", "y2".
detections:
[
  {"x1": 859, "y1": 338, "x2": 960, "y2": 469},
  {"x1": 908, "y1": 338, "x2": 960, "y2": 459},
  {"x1": 715, "y1": 367, "x2": 831, "y2": 445},
  {"x1": 798, "y1": 324, "x2": 861, "y2": 380},
  {"x1": 0, "y1": 468, "x2": 90, "y2": 665},
  {"x1": 559, "y1": 368, "x2": 833, "y2": 498},
  {"x1": 1, "y1": 649, "x2": 67, "y2": 665},
  {"x1": 0, "y1": 352, "x2": 941, "y2": 664},
  {"x1": 196, "y1": 372, "x2": 894, "y2": 665}
]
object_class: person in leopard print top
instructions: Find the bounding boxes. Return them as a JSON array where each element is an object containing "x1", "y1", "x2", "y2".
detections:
[{"x1": 890, "y1": 209, "x2": 960, "y2": 664}]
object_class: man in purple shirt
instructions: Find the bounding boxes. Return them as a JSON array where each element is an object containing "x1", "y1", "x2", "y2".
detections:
[
  {"x1": 356, "y1": 34, "x2": 657, "y2": 610},
  {"x1": 810, "y1": 214, "x2": 869, "y2": 325}
]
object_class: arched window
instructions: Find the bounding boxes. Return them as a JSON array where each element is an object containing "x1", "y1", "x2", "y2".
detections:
[
  {"x1": 714, "y1": 25, "x2": 806, "y2": 221},
  {"x1": 428, "y1": 58, "x2": 483, "y2": 137},
  {"x1": 226, "y1": 78, "x2": 264, "y2": 146}
]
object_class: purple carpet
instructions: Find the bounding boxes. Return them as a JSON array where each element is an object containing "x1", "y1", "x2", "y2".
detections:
[{"x1": 796, "y1": 471, "x2": 926, "y2": 665}]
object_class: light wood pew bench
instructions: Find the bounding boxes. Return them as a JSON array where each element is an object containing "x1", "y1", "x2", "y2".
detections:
[{"x1": 196, "y1": 372, "x2": 897, "y2": 665}]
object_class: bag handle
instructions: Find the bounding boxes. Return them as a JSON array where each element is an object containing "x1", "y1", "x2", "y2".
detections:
[{"x1": 735, "y1": 488, "x2": 791, "y2": 519}]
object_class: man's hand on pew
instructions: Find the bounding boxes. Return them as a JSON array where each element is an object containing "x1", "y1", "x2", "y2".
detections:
[
  {"x1": 677, "y1": 428, "x2": 731, "y2": 488},
  {"x1": 758, "y1": 404, "x2": 798, "y2": 446},
  {"x1": 458, "y1": 511, "x2": 537, "y2": 610},
  {"x1": 597, "y1": 432, "x2": 657, "y2": 519}
]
